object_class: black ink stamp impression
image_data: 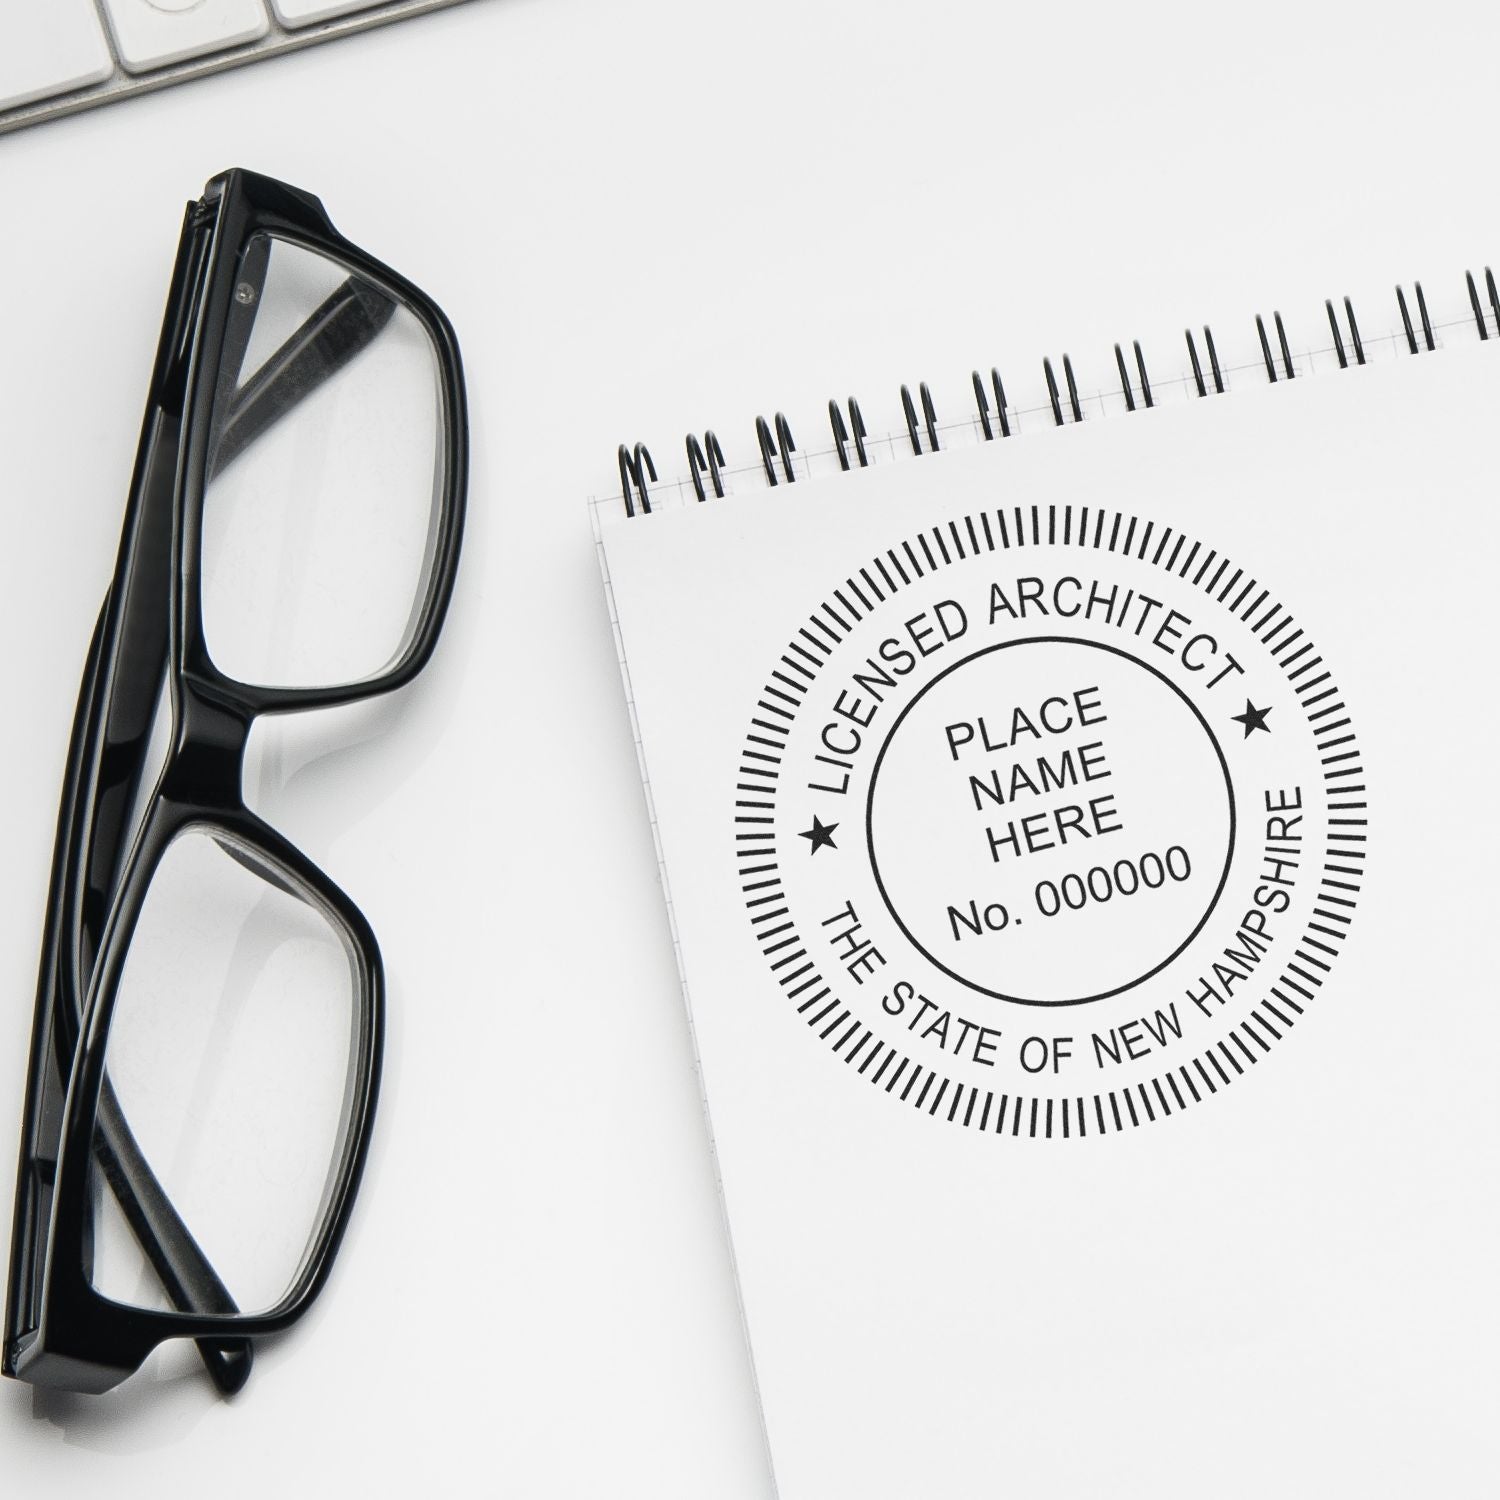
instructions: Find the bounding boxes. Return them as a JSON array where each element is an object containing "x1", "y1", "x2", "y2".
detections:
[{"x1": 734, "y1": 505, "x2": 1366, "y2": 1138}]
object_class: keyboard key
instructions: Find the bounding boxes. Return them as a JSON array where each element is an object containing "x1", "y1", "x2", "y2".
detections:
[
  {"x1": 0, "y1": 0, "x2": 114, "y2": 111},
  {"x1": 272, "y1": 0, "x2": 389, "y2": 25},
  {"x1": 100, "y1": 0, "x2": 271, "y2": 75}
]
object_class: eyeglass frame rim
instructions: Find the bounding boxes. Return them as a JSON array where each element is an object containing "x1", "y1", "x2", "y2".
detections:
[
  {"x1": 4, "y1": 166, "x2": 468, "y2": 1391},
  {"x1": 185, "y1": 172, "x2": 469, "y2": 710}
]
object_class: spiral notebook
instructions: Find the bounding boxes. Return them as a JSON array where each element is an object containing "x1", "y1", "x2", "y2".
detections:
[{"x1": 593, "y1": 285, "x2": 1500, "y2": 1498}]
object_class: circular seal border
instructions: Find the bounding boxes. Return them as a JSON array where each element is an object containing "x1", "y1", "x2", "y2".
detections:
[
  {"x1": 732, "y1": 502, "x2": 1367, "y2": 1138},
  {"x1": 866, "y1": 634, "x2": 1239, "y2": 1007}
]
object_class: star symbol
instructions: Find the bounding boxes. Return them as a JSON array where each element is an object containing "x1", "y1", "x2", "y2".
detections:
[
  {"x1": 799, "y1": 815, "x2": 839, "y2": 854},
  {"x1": 1232, "y1": 700, "x2": 1272, "y2": 738}
]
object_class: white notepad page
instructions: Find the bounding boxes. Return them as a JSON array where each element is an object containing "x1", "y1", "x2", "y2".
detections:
[{"x1": 596, "y1": 341, "x2": 1498, "y2": 1499}]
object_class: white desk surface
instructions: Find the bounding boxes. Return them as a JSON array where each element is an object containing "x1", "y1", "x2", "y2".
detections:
[{"x1": 2, "y1": 1, "x2": 1498, "y2": 1494}]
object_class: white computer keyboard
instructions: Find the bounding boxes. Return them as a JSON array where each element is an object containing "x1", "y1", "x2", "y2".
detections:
[{"x1": 0, "y1": 0, "x2": 474, "y2": 133}]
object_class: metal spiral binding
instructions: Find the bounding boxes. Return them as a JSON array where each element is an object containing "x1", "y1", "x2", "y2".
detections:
[
  {"x1": 1396, "y1": 282, "x2": 1434, "y2": 353},
  {"x1": 1184, "y1": 326, "x2": 1224, "y2": 396},
  {"x1": 755, "y1": 413, "x2": 796, "y2": 486},
  {"x1": 615, "y1": 267, "x2": 1496, "y2": 514},
  {"x1": 972, "y1": 368, "x2": 1011, "y2": 439},
  {"x1": 1114, "y1": 340, "x2": 1153, "y2": 412},
  {"x1": 1325, "y1": 297, "x2": 1365, "y2": 368},
  {"x1": 1468, "y1": 268, "x2": 1500, "y2": 339},
  {"x1": 617, "y1": 442, "x2": 655, "y2": 517},
  {"x1": 686, "y1": 431, "x2": 726, "y2": 501},
  {"x1": 1465, "y1": 273, "x2": 1489, "y2": 340},
  {"x1": 829, "y1": 397, "x2": 869, "y2": 470},
  {"x1": 1042, "y1": 355, "x2": 1082, "y2": 424},
  {"x1": 901, "y1": 383, "x2": 940, "y2": 454},
  {"x1": 1255, "y1": 312, "x2": 1295, "y2": 382}
]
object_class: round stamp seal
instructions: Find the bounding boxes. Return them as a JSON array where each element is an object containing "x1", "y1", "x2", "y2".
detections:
[{"x1": 733, "y1": 503, "x2": 1367, "y2": 1137}]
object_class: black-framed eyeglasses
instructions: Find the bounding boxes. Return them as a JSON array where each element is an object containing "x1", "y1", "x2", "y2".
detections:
[{"x1": 3, "y1": 169, "x2": 467, "y2": 1395}]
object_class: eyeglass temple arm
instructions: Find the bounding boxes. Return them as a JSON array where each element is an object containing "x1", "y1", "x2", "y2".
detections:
[
  {"x1": 68, "y1": 597, "x2": 255, "y2": 1394},
  {"x1": 207, "y1": 272, "x2": 397, "y2": 481},
  {"x1": 94, "y1": 1088, "x2": 252, "y2": 1390}
]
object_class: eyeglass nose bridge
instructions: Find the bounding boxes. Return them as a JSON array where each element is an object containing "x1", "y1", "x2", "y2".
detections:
[{"x1": 158, "y1": 678, "x2": 253, "y2": 809}]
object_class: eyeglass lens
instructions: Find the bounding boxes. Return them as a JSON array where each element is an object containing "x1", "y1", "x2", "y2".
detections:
[
  {"x1": 201, "y1": 233, "x2": 447, "y2": 692},
  {"x1": 86, "y1": 827, "x2": 362, "y2": 1319}
]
